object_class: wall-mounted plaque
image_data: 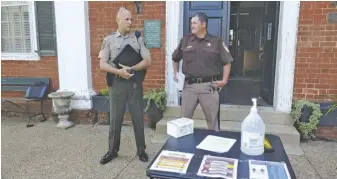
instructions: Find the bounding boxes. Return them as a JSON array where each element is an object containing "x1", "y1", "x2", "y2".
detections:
[{"x1": 144, "y1": 20, "x2": 161, "y2": 48}]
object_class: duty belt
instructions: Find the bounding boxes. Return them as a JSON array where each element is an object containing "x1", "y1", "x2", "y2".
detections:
[{"x1": 185, "y1": 74, "x2": 221, "y2": 84}]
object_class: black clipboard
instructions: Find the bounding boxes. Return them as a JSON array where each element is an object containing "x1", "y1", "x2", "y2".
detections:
[{"x1": 113, "y1": 44, "x2": 142, "y2": 68}]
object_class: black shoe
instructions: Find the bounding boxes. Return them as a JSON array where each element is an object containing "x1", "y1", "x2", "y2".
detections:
[
  {"x1": 138, "y1": 151, "x2": 148, "y2": 162},
  {"x1": 100, "y1": 151, "x2": 118, "y2": 165}
]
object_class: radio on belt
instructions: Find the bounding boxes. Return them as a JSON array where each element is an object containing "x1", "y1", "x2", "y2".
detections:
[{"x1": 167, "y1": 118, "x2": 194, "y2": 138}]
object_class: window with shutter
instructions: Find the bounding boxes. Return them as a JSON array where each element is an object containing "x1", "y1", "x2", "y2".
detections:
[
  {"x1": 35, "y1": 1, "x2": 57, "y2": 56},
  {"x1": 1, "y1": 1, "x2": 57, "y2": 60}
]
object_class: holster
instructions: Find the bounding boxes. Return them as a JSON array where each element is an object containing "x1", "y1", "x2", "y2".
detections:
[{"x1": 106, "y1": 72, "x2": 114, "y2": 87}]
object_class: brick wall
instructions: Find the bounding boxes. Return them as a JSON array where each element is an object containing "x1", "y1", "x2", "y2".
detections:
[
  {"x1": 1, "y1": 56, "x2": 59, "y2": 98},
  {"x1": 293, "y1": 1, "x2": 337, "y2": 101},
  {"x1": 88, "y1": 1, "x2": 166, "y2": 93}
]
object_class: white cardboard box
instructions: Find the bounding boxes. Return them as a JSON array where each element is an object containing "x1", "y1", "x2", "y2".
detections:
[{"x1": 167, "y1": 118, "x2": 194, "y2": 138}]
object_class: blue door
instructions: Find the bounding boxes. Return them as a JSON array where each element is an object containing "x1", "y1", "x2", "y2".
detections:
[
  {"x1": 260, "y1": 1, "x2": 279, "y2": 105},
  {"x1": 183, "y1": 1, "x2": 230, "y2": 104},
  {"x1": 183, "y1": 1, "x2": 230, "y2": 45}
]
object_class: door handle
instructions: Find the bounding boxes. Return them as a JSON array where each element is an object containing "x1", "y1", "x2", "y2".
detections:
[{"x1": 259, "y1": 52, "x2": 264, "y2": 61}]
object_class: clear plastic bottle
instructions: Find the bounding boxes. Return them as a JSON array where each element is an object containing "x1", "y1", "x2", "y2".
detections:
[{"x1": 240, "y1": 98, "x2": 265, "y2": 156}]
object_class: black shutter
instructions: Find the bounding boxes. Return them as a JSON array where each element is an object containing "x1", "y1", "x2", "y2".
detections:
[{"x1": 35, "y1": 1, "x2": 57, "y2": 56}]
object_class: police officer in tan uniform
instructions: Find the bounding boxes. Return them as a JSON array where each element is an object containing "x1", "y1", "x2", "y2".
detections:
[
  {"x1": 98, "y1": 7, "x2": 152, "y2": 164},
  {"x1": 172, "y1": 12, "x2": 233, "y2": 131}
]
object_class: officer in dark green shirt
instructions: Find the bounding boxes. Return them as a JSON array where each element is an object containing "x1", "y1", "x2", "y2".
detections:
[{"x1": 98, "y1": 7, "x2": 152, "y2": 165}]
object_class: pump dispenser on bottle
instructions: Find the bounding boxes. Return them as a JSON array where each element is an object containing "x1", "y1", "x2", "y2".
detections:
[{"x1": 240, "y1": 98, "x2": 265, "y2": 156}]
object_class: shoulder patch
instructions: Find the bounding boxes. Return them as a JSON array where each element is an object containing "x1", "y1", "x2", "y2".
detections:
[
  {"x1": 101, "y1": 39, "x2": 106, "y2": 50},
  {"x1": 222, "y1": 42, "x2": 229, "y2": 52}
]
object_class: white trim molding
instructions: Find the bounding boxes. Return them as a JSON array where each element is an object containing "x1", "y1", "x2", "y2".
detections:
[
  {"x1": 273, "y1": 1, "x2": 300, "y2": 112},
  {"x1": 165, "y1": 1, "x2": 300, "y2": 113},
  {"x1": 1, "y1": 53, "x2": 40, "y2": 61},
  {"x1": 165, "y1": 1, "x2": 184, "y2": 106},
  {"x1": 54, "y1": 1, "x2": 96, "y2": 110},
  {"x1": 56, "y1": 89, "x2": 96, "y2": 110},
  {"x1": 1, "y1": 1, "x2": 40, "y2": 61}
]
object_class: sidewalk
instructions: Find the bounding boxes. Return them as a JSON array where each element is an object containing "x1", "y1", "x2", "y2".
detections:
[{"x1": 1, "y1": 117, "x2": 336, "y2": 179}]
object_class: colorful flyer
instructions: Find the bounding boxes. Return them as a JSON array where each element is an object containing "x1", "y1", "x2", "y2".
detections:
[
  {"x1": 197, "y1": 155, "x2": 238, "y2": 179},
  {"x1": 149, "y1": 150, "x2": 194, "y2": 174},
  {"x1": 249, "y1": 160, "x2": 292, "y2": 179}
]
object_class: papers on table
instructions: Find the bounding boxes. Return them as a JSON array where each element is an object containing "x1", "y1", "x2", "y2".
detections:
[
  {"x1": 249, "y1": 160, "x2": 292, "y2": 179},
  {"x1": 148, "y1": 137, "x2": 293, "y2": 179},
  {"x1": 175, "y1": 72, "x2": 185, "y2": 91},
  {"x1": 197, "y1": 155, "x2": 238, "y2": 179},
  {"x1": 149, "y1": 150, "x2": 194, "y2": 174},
  {"x1": 196, "y1": 135, "x2": 236, "y2": 153}
]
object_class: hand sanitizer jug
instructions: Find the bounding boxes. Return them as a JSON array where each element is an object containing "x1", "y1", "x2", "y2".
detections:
[{"x1": 240, "y1": 98, "x2": 265, "y2": 156}]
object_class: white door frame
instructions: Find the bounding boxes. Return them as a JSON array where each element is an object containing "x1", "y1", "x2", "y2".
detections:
[{"x1": 165, "y1": 1, "x2": 300, "y2": 113}]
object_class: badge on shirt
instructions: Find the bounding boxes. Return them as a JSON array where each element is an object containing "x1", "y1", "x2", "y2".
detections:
[
  {"x1": 222, "y1": 42, "x2": 229, "y2": 52},
  {"x1": 207, "y1": 42, "x2": 211, "y2": 47}
]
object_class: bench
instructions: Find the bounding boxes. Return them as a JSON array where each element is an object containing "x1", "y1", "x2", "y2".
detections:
[{"x1": 1, "y1": 77, "x2": 50, "y2": 127}]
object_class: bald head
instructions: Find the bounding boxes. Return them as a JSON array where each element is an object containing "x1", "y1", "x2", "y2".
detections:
[
  {"x1": 116, "y1": 7, "x2": 130, "y2": 21},
  {"x1": 116, "y1": 7, "x2": 132, "y2": 34}
]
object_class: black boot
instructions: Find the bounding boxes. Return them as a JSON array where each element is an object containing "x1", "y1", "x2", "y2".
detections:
[
  {"x1": 100, "y1": 151, "x2": 118, "y2": 165},
  {"x1": 138, "y1": 151, "x2": 148, "y2": 162}
]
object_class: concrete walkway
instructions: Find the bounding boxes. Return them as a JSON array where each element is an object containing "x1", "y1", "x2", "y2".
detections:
[{"x1": 2, "y1": 117, "x2": 337, "y2": 179}]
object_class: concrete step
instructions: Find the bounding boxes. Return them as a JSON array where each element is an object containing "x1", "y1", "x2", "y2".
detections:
[
  {"x1": 152, "y1": 118, "x2": 303, "y2": 156},
  {"x1": 163, "y1": 105, "x2": 294, "y2": 125}
]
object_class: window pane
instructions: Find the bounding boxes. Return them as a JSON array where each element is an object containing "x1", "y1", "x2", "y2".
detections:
[
  {"x1": 1, "y1": 5, "x2": 31, "y2": 53},
  {"x1": 1, "y1": 6, "x2": 11, "y2": 52},
  {"x1": 1, "y1": 38, "x2": 11, "y2": 52}
]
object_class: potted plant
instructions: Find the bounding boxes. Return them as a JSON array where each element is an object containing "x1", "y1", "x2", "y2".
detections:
[
  {"x1": 291, "y1": 100, "x2": 323, "y2": 142},
  {"x1": 319, "y1": 95, "x2": 337, "y2": 126},
  {"x1": 91, "y1": 87, "x2": 111, "y2": 125},
  {"x1": 92, "y1": 87, "x2": 110, "y2": 113},
  {"x1": 143, "y1": 88, "x2": 166, "y2": 129}
]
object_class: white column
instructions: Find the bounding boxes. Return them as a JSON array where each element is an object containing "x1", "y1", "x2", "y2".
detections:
[
  {"x1": 165, "y1": 1, "x2": 183, "y2": 106},
  {"x1": 273, "y1": 1, "x2": 300, "y2": 112},
  {"x1": 54, "y1": 1, "x2": 96, "y2": 109}
]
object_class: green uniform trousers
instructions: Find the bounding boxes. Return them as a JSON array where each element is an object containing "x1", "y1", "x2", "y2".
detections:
[{"x1": 108, "y1": 78, "x2": 146, "y2": 154}]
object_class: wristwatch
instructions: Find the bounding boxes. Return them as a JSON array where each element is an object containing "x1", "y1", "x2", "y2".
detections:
[{"x1": 127, "y1": 67, "x2": 135, "y2": 74}]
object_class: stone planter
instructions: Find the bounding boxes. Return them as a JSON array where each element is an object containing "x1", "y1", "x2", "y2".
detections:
[{"x1": 48, "y1": 91, "x2": 75, "y2": 129}]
